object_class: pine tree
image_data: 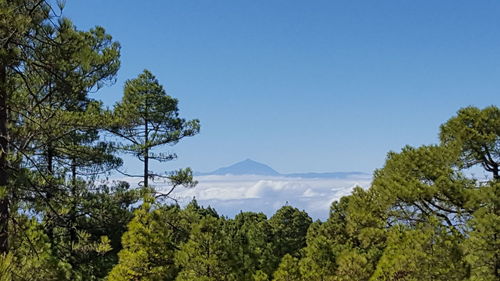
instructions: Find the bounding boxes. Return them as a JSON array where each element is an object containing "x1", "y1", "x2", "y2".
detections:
[
  {"x1": 371, "y1": 222, "x2": 466, "y2": 281},
  {"x1": 269, "y1": 206, "x2": 312, "y2": 259},
  {"x1": 226, "y1": 212, "x2": 276, "y2": 280},
  {"x1": 175, "y1": 216, "x2": 235, "y2": 281},
  {"x1": 272, "y1": 254, "x2": 301, "y2": 281},
  {"x1": 1, "y1": 0, "x2": 121, "y2": 263},
  {"x1": 107, "y1": 200, "x2": 189, "y2": 281},
  {"x1": 112, "y1": 70, "x2": 199, "y2": 190}
]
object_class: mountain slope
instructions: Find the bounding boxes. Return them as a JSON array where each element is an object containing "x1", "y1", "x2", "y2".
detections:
[
  {"x1": 196, "y1": 159, "x2": 368, "y2": 178},
  {"x1": 199, "y1": 159, "x2": 280, "y2": 176},
  {"x1": 284, "y1": 171, "x2": 368, "y2": 178}
]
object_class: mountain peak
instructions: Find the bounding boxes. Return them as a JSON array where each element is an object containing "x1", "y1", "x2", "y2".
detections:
[
  {"x1": 207, "y1": 159, "x2": 280, "y2": 176},
  {"x1": 196, "y1": 159, "x2": 368, "y2": 178}
]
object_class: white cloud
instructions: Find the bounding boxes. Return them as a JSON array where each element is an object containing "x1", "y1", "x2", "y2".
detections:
[{"x1": 159, "y1": 174, "x2": 372, "y2": 220}]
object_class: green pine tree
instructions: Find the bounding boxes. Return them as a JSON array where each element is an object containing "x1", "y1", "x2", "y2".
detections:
[{"x1": 112, "y1": 70, "x2": 200, "y2": 190}]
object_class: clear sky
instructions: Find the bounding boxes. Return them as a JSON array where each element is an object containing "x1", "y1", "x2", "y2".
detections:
[{"x1": 64, "y1": 0, "x2": 500, "y2": 175}]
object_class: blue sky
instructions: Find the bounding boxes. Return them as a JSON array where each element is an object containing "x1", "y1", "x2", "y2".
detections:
[{"x1": 64, "y1": 0, "x2": 500, "y2": 175}]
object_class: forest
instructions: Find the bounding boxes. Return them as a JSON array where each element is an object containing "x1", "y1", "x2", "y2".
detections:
[{"x1": 0, "y1": 1, "x2": 499, "y2": 280}]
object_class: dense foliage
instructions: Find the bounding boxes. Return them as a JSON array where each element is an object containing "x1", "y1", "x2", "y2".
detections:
[{"x1": 1, "y1": 1, "x2": 498, "y2": 280}]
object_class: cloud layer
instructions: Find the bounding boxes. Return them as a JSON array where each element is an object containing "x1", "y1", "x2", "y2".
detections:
[{"x1": 161, "y1": 174, "x2": 372, "y2": 220}]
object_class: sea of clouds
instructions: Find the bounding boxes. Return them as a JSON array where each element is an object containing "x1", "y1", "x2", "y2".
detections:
[{"x1": 159, "y1": 174, "x2": 372, "y2": 220}]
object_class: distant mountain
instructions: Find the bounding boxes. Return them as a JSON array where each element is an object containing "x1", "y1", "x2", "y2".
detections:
[
  {"x1": 197, "y1": 159, "x2": 280, "y2": 176},
  {"x1": 284, "y1": 172, "x2": 368, "y2": 178},
  {"x1": 196, "y1": 159, "x2": 368, "y2": 178}
]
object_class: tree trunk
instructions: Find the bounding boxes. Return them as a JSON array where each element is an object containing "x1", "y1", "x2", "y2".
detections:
[
  {"x1": 70, "y1": 160, "x2": 77, "y2": 243},
  {"x1": 144, "y1": 120, "x2": 149, "y2": 188},
  {"x1": 46, "y1": 144, "x2": 55, "y2": 244},
  {"x1": 69, "y1": 159, "x2": 77, "y2": 279},
  {"x1": 47, "y1": 145, "x2": 53, "y2": 174},
  {"x1": 0, "y1": 64, "x2": 9, "y2": 254}
]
